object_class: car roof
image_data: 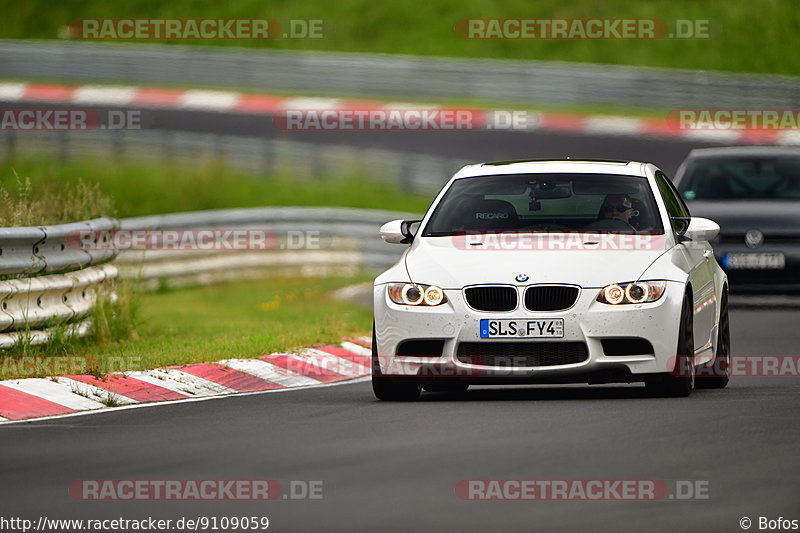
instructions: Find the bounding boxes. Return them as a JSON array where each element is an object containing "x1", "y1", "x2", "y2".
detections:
[
  {"x1": 454, "y1": 159, "x2": 649, "y2": 178},
  {"x1": 685, "y1": 146, "x2": 800, "y2": 159}
]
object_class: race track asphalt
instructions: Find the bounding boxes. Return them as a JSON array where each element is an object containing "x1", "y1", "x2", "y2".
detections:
[
  {"x1": 0, "y1": 101, "x2": 796, "y2": 533},
  {"x1": 0, "y1": 102, "x2": 729, "y2": 177},
  {"x1": 1, "y1": 303, "x2": 797, "y2": 533}
]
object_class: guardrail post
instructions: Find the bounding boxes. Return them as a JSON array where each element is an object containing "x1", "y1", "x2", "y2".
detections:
[
  {"x1": 400, "y1": 154, "x2": 416, "y2": 194},
  {"x1": 1, "y1": 130, "x2": 16, "y2": 162},
  {"x1": 261, "y1": 139, "x2": 275, "y2": 176},
  {"x1": 57, "y1": 131, "x2": 70, "y2": 163},
  {"x1": 112, "y1": 129, "x2": 125, "y2": 160},
  {"x1": 161, "y1": 131, "x2": 173, "y2": 163}
]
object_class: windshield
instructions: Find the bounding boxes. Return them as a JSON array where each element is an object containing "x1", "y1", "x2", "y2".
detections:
[
  {"x1": 422, "y1": 173, "x2": 664, "y2": 236},
  {"x1": 678, "y1": 156, "x2": 800, "y2": 200}
]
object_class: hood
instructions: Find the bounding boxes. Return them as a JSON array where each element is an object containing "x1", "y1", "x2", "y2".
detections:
[
  {"x1": 688, "y1": 200, "x2": 800, "y2": 237},
  {"x1": 405, "y1": 235, "x2": 670, "y2": 289}
]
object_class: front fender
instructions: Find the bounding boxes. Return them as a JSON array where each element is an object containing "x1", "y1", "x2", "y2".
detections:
[{"x1": 638, "y1": 247, "x2": 691, "y2": 287}]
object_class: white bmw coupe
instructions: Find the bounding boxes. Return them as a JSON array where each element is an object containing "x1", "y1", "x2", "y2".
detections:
[{"x1": 372, "y1": 160, "x2": 730, "y2": 400}]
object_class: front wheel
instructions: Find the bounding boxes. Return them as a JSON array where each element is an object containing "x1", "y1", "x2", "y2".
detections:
[
  {"x1": 696, "y1": 289, "x2": 730, "y2": 389},
  {"x1": 646, "y1": 293, "x2": 695, "y2": 397},
  {"x1": 372, "y1": 378, "x2": 422, "y2": 401},
  {"x1": 371, "y1": 325, "x2": 421, "y2": 401}
]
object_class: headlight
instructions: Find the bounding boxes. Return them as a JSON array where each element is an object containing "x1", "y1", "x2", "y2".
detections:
[
  {"x1": 597, "y1": 281, "x2": 666, "y2": 305},
  {"x1": 388, "y1": 283, "x2": 448, "y2": 306}
]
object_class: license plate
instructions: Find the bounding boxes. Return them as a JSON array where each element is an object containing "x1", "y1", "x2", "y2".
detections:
[
  {"x1": 480, "y1": 319, "x2": 564, "y2": 338},
  {"x1": 722, "y1": 252, "x2": 786, "y2": 270}
]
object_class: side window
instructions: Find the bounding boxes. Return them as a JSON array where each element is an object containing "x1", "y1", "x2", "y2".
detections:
[{"x1": 656, "y1": 171, "x2": 690, "y2": 234}]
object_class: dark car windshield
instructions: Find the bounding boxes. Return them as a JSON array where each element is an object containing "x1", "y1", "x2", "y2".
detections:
[
  {"x1": 678, "y1": 156, "x2": 800, "y2": 200},
  {"x1": 422, "y1": 173, "x2": 664, "y2": 236}
]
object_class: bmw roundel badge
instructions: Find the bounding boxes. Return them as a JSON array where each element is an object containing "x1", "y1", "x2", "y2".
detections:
[{"x1": 515, "y1": 274, "x2": 529, "y2": 282}]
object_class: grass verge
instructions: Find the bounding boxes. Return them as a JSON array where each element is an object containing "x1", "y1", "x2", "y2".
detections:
[
  {"x1": 1, "y1": 0, "x2": 796, "y2": 75},
  {"x1": 0, "y1": 170, "x2": 113, "y2": 226},
  {"x1": 0, "y1": 156, "x2": 432, "y2": 222},
  {"x1": 0, "y1": 274, "x2": 373, "y2": 380}
]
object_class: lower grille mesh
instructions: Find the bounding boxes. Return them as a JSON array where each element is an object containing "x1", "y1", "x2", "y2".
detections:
[{"x1": 456, "y1": 342, "x2": 588, "y2": 367}]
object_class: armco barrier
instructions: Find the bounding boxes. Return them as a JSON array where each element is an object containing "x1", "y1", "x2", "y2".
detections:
[
  {"x1": 0, "y1": 264, "x2": 117, "y2": 331},
  {"x1": 0, "y1": 217, "x2": 118, "y2": 276},
  {"x1": 0, "y1": 216, "x2": 120, "y2": 348},
  {"x1": 0, "y1": 207, "x2": 414, "y2": 346},
  {"x1": 115, "y1": 207, "x2": 414, "y2": 287},
  {"x1": 40, "y1": 217, "x2": 119, "y2": 273},
  {"x1": 1, "y1": 40, "x2": 799, "y2": 109},
  {"x1": 0, "y1": 318, "x2": 92, "y2": 350},
  {"x1": 0, "y1": 226, "x2": 46, "y2": 276},
  {"x1": 0, "y1": 129, "x2": 466, "y2": 194}
]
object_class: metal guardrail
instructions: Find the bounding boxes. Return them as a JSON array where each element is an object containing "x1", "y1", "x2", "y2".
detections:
[
  {"x1": 0, "y1": 216, "x2": 119, "y2": 348},
  {"x1": 0, "y1": 319, "x2": 93, "y2": 350},
  {"x1": 0, "y1": 129, "x2": 465, "y2": 193},
  {"x1": 2, "y1": 40, "x2": 799, "y2": 109},
  {"x1": 0, "y1": 217, "x2": 119, "y2": 275},
  {"x1": 0, "y1": 207, "x2": 412, "y2": 346},
  {"x1": 0, "y1": 264, "x2": 117, "y2": 331},
  {"x1": 116, "y1": 207, "x2": 414, "y2": 287}
]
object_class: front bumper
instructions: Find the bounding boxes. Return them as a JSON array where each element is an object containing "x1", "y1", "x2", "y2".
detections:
[{"x1": 373, "y1": 281, "x2": 686, "y2": 383}]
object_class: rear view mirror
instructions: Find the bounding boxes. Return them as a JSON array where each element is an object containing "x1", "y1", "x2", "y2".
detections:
[{"x1": 529, "y1": 180, "x2": 571, "y2": 199}]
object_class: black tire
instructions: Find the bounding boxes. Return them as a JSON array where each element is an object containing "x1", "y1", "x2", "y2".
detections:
[
  {"x1": 696, "y1": 289, "x2": 730, "y2": 389},
  {"x1": 422, "y1": 383, "x2": 469, "y2": 393},
  {"x1": 647, "y1": 293, "x2": 695, "y2": 397},
  {"x1": 371, "y1": 325, "x2": 421, "y2": 401}
]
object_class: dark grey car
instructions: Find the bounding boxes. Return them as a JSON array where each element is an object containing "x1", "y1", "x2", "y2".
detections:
[{"x1": 673, "y1": 146, "x2": 800, "y2": 292}]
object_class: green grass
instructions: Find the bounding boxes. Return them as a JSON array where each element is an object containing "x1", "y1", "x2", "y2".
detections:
[
  {"x1": 0, "y1": 158, "x2": 405, "y2": 379},
  {"x1": 0, "y1": 171, "x2": 113, "y2": 226},
  {"x1": 0, "y1": 156, "x2": 432, "y2": 222},
  {"x1": 0, "y1": 274, "x2": 373, "y2": 379},
  {"x1": 0, "y1": 0, "x2": 797, "y2": 75}
]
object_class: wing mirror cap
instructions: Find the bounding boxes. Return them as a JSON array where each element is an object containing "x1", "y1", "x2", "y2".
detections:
[
  {"x1": 681, "y1": 217, "x2": 720, "y2": 242},
  {"x1": 380, "y1": 219, "x2": 421, "y2": 244}
]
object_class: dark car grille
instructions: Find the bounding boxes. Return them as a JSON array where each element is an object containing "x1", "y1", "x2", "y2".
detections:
[
  {"x1": 725, "y1": 268, "x2": 800, "y2": 287},
  {"x1": 720, "y1": 234, "x2": 800, "y2": 245},
  {"x1": 456, "y1": 342, "x2": 588, "y2": 367},
  {"x1": 464, "y1": 286, "x2": 517, "y2": 312},
  {"x1": 524, "y1": 285, "x2": 580, "y2": 311}
]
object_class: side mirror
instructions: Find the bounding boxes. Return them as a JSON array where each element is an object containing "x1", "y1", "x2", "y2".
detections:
[
  {"x1": 681, "y1": 217, "x2": 720, "y2": 243},
  {"x1": 380, "y1": 219, "x2": 421, "y2": 244}
]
